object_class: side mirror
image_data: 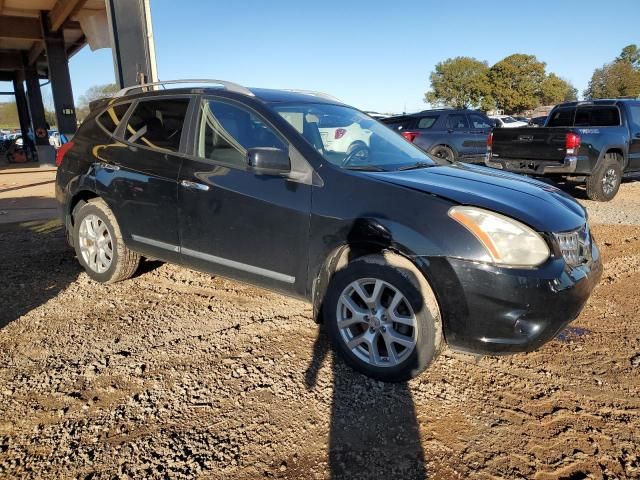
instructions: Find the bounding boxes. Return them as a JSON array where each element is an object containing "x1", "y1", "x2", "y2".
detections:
[{"x1": 247, "y1": 147, "x2": 291, "y2": 176}]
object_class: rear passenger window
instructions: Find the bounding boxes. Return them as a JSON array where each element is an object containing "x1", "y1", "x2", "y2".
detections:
[
  {"x1": 97, "y1": 102, "x2": 131, "y2": 134},
  {"x1": 547, "y1": 108, "x2": 575, "y2": 127},
  {"x1": 196, "y1": 99, "x2": 287, "y2": 167},
  {"x1": 417, "y1": 116, "x2": 438, "y2": 129},
  {"x1": 629, "y1": 105, "x2": 640, "y2": 127},
  {"x1": 124, "y1": 98, "x2": 190, "y2": 152},
  {"x1": 447, "y1": 114, "x2": 468, "y2": 129},
  {"x1": 574, "y1": 107, "x2": 620, "y2": 127}
]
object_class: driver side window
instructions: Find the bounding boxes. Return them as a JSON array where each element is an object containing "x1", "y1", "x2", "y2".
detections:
[{"x1": 196, "y1": 99, "x2": 287, "y2": 167}]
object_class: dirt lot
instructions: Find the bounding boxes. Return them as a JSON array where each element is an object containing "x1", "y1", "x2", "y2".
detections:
[{"x1": 1, "y1": 180, "x2": 639, "y2": 479}]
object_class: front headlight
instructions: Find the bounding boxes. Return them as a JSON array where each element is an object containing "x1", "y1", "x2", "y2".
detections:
[{"x1": 448, "y1": 206, "x2": 550, "y2": 267}]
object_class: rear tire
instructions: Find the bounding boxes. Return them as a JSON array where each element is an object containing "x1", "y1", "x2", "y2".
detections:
[
  {"x1": 324, "y1": 252, "x2": 442, "y2": 382},
  {"x1": 585, "y1": 153, "x2": 622, "y2": 201},
  {"x1": 429, "y1": 145, "x2": 456, "y2": 163},
  {"x1": 72, "y1": 198, "x2": 140, "y2": 283}
]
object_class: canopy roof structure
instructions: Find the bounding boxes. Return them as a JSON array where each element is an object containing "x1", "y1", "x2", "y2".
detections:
[
  {"x1": 0, "y1": 0, "x2": 106, "y2": 82},
  {"x1": 0, "y1": 0, "x2": 156, "y2": 164}
]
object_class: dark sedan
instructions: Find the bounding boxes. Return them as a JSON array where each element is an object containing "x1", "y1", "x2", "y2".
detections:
[{"x1": 56, "y1": 80, "x2": 602, "y2": 382}]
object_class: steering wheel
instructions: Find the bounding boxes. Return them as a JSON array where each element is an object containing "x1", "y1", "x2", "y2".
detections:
[{"x1": 341, "y1": 144, "x2": 370, "y2": 167}]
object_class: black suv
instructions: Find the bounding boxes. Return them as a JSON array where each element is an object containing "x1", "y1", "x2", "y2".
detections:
[
  {"x1": 56, "y1": 80, "x2": 602, "y2": 381},
  {"x1": 382, "y1": 109, "x2": 493, "y2": 163}
]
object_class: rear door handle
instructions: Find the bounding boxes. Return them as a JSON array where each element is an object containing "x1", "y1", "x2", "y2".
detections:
[{"x1": 180, "y1": 180, "x2": 210, "y2": 191}]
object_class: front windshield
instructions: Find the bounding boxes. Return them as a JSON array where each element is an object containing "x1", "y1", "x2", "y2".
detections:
[{"x1": 272, "y1": 103, "x2": 437, "y2": 171}]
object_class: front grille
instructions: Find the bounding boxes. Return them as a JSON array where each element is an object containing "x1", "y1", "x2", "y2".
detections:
[{"x1": 554, "y1": 224, "x2": 591, "y2": 267}]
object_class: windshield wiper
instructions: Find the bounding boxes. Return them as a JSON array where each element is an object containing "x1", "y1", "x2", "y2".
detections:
[
  {"x1": 343, "y1": 165, "x2": 387, "y2": 172},
  {"x1": 396, "y1": 161, "x2": 434, "y2": 171}
]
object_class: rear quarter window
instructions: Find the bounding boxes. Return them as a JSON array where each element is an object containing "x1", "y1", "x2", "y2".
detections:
[
  {"x1": 546, "y1": 108, "x2": 575, "y2": 127},
  {"x1": 96, "y1": 102, "x2": 131, "y2": 134},
  {"x1": 417, "y1": 116, "x2": 438, "y2": 129}
]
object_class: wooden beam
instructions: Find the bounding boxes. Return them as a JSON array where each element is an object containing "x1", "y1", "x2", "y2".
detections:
[
  {"x1": 49, "y1": 0, "x2": 88, "y2": 32},
  {"x1": 27, "y1": 41, "x2": 45, "y2": 66},
  {"x1": 66, "y1": 35, "x2": 86, "y2": 59},
  {"x1": 0, "y1": 0, "x2": 5, "y2": 15},
  {"x1": 0, "y1": 15, "x2": 42, "y2": 41},
  {"x1": 0, "y1": 51, "x2": 23, "y2": 70}
]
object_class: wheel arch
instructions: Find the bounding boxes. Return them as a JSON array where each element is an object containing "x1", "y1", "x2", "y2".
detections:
[
  {"x1": 312, "y1": 241, "x2": 434, "y2": 325},
  {"x1": 596, "y1": 146, "x2": 626, "y2": 170}
]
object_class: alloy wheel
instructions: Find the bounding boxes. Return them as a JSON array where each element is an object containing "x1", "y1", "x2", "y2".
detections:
[
  {"x1": 336, "y1": 278, "x2": 417, "y2": 367},
  {"x1": 602, "y1": 168, "x2": 618, "y2": 195},
  {"x1": 78, "y1": 214, "x2": 113, "y2": 274}
]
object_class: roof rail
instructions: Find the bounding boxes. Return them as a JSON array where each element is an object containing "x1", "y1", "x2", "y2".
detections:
[
  {"x1": 282, "y1": 89, "x2": 342, "y2": 102},
  {"x1": 114, "y1": 79, "x2": 255, "y2": 98}
]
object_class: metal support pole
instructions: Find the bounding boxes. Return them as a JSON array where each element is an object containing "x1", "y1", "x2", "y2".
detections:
[
  {"x1": 106, "y1": 0, "x2": 158, "y2": 88},
  {"x1": 25, "y1": 67, "x2": 49, "y2": 146},
  {"x1": 40, "y1": 12, "x2": 77, "y2": 137},
  {"x1": 26, "y1": 66, "x2": 57, "y2": 164},
  {"x1": 12, "y1": 72, "x2": 36, "y2": 161}
]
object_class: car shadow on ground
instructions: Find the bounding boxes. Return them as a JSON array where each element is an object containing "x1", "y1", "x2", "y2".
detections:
[
  {"x1": 0, "y1": 220, "x2": 80, "y2": 329},
  {"x1": 305, "y1": 329, "x2": 427, "y2": 479}
]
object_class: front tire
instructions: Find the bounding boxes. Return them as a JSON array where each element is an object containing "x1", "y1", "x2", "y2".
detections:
[
  {"x1": 72, "y1": 198, "x2": 140, "y2": 283},
  {"x1": 324, "y1": 253, "x2": 442, "y2": 382},
  {"x1": 585, "y1": 153, "x2": 622, "y2": 201}
]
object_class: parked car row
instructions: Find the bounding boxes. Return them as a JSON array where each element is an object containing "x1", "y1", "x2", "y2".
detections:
[{"x1": 56, "y1": 80, "x2": 602, "y2": 382}]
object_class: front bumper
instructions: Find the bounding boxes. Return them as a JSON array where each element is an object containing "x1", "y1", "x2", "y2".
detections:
[
  {"x1": 485, "y1": 155, "x2": 578, "y2": 175},
  {"x1": 423, "y1": 242, "x2": 602, "y2": 355}
]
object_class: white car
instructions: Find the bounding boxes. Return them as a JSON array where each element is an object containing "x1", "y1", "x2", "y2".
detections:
[
  {"x1": 318, "y1": 116, "x2": 372, "y2": 154},
  {"x1": 489, "y1": 115, "x2": 528, "y2": 128}
]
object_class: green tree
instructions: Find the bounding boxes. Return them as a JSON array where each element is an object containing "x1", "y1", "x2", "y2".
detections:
[
  {"x1": 539, "y1": 73, "x2": 577, "y2": 105},
  {"x1": 0, "y1": 102, "x2": 19, "y2": 128},
  {"x1": 585, "y1": 61, "x2": 640, "y2": 99},
  {"x1": 489, "y1": 54, "x2": 546, "y2": 114},
  {"x1": 425, "y1": 56, "x2": 494, "y2": 109},
  {"x1": 617, "y1": 44, "x2": 640, "y2": 69},
  {"x1": 76, "y1": 83, "x2": 119, "y2": 121}
]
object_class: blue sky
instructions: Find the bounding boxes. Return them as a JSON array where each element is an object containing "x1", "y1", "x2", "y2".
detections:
[{"x1": 2, "y1": 0, "x2": 640, "y2": 114}]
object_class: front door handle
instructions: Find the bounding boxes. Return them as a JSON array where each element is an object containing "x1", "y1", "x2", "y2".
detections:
[
  {"x1": 94, "y1": 162, "x2": 120, "y2": 172},
  {"x1": 180, "y1": 180, "x2": 210, "y2": 191}
]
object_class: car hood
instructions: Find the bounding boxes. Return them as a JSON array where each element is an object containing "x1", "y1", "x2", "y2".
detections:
[{"x1": 370, "y1": 163, "x2": 586, "y2": 232}]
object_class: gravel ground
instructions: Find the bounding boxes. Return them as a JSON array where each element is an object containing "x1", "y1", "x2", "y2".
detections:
[{"x1": 1, "y1": 182, "x2": 640, "y2": 479}]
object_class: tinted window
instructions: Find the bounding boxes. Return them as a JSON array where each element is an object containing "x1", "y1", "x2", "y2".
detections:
[
  {"x1": 629, "y1": 105, "x2": 640, "y2": 128},
  {"x1": 417, "y1": 116, "x2": 438, "y2": 129},
  {"x1": 574, "y1": 106, "x2": 620, "y2": 127},
  {"x1": 125, "y1": 99, "x2": 189, "y2": 152},
  {"x1": 547, "y1": 108, "x2": 575, "y2": 127},
  {"x1": 383, "y1": 117, "x2": 415, "y2": 131},
  {"x1": 447, "y1": 114, "x2": 468, "y2": 129},
  {"x1": 469, "y1": 114, "x2": 492, "y2": 129},
  {"x1": 97, "y1": 102, "x2": 131, "y2": 134},
  {"x1": 196, "y1": 99, "x2": 286, "y2": 167}
]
